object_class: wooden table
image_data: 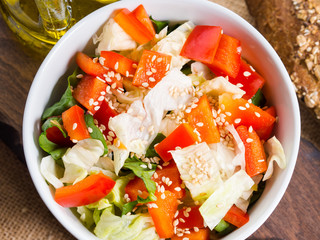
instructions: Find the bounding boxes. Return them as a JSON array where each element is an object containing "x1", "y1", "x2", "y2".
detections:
[{"x1": 0, "y1": 10, "x2": 319, "y2": 240}]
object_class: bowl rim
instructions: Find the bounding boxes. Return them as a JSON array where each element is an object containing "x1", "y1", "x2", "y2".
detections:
[{"x1": 22, "y1": 0, "x2": 301, "y2": 239}]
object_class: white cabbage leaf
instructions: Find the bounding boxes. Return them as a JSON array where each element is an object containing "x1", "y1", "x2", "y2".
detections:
[
  {"x1": 209, "y1": 142, "x2": 236, "y2": 181},
  {"x1": 60, "y1": 139, "x2": 104, "y2": 184},
  {"x1": 225, "y1": 124, "x2": 246, "y2": 170},
  {"x1": 77, "y1": 206, "x2": 95, "y2": 229},
  {"x1": 262, "y1": 136, "x2": 286, "y2": 181},
  {"x1": 94, "y1": 209, "x2": 159, "y2": 240},
  {"x1": 191, "y1": 61, "x2": 215, "y2": 80},
  {"x1": 158, "y1": 116, "x2": 179, "y2": 137},
  {"x1": 152, "y1": 21, "x2": 195, "y2": 69},
  {"x1": 109, "y1": 68, "x2": 193, "y2": 155},
  {"x1": 171, "y1": 142, "x2": 223, "y2": 201},
  {"x1": 199, "y1": 170, "x2": 254, "y2": 230},
  {"x1": 108, "y1": 145, "x2": 130, "y2": 175},
  {"x1": 200, "y1": 76, "x2": 245, "y2": 98},
  {"x1": 95, "y1": 18, "x2": 137, "y2": 55},
  {"x1": 40, "y1": 155, "x2": 64, "y2": 189}
]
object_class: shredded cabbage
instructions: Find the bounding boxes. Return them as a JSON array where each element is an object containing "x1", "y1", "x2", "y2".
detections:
[
  {"x1": 200, "y1": 76, "x2": 245, "y2": 98},
  {"x1": 152, "y1": 21, "x2": 195, "y2": 69},
  {"x1": 191, "y1": 61, "x2": 215, "y2": 80},
  {"x1": 40, "y1": 155, "x2": 64, "y2": 189},
  {"x1": 94, "y1": 208, "x2": 158, "y2": 240},
  {"x1": 263, "y1": 136, "x2": 286, "y2": 181},
  {"x1": 171, "y1": 142, "x2": 223, "y2": 201},
  {"x1": 199, "y1": 170, "x2": 254, "y2": 229},
  {"x1": 95, "y1": 18, "x2": 137, "y2": 54}
]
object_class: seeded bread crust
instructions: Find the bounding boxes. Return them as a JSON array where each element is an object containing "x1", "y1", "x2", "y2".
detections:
[{"x1": 246, "y1": 0, "x2": 320, "y2": 119}]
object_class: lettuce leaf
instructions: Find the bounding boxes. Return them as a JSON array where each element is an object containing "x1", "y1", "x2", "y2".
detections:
[
  {"x1": 199, "y1": 170, "x2": 254, "y2": 230},
  {"x1": 40, "y1": 155, "x2": 64, "y2": 189},
  {"x1": 94, "y1": 208, "x2": 158, "y2": 240}
]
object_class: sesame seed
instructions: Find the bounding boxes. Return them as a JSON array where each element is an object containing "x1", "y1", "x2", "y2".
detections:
[
  {"x1": 72, "y1": 139, "x2": 78, "y2": 143},
  {"x1": 255, "y1": 112, "x2": 261, "y2": 117},
  {"x1": 234, "y1": 118, "x2": 241, "y2": 124},
  {"x1": 111, "y1": 82, "x2": 117, "y2": 89},
  {"x1": 105, "y1": 77, "x2": 112, "y2": 83},
  {"x1": 88, "y1": 127, "x2": 93, "y2": 133},
  {"x1": 183, "y1": 211, "x2": 189, "y2": 218},
  {"x1": 173, "y1": 219, "x2": 179, "y2": 226},
  {"x1": 220, "y1": 104, "x2": 225, "y2": 110},
  {"x1": 76, "y1": 74, "x2": 83, "y2": 78},
  {"x1": 151, "y1": 67, "x2": 157, "y2": 73},
  {"x1": 96, "y1": 76, "x2": 106, "y2": 83},
  {"x1": 142, "y1": 82, "x2": 149, "y2": 88},
  {"x1": 243, "y1": 71, "x2": 251, "y2": 77},
  {"x1": 114, "y1": 62, "x2": 119, "y2": 70},
  {"x1": 157, "y1": 57, "x2": 163, "y2": 62},
  {"x1": 236, "y1": 83, "x2": 244, "y2": 88},
  {"x1": 72, "y1": 123, "x2": 77, "y2": 130},
  {"x1": 196, "y1": 122, "x2": 204, "y2": 127},
  {"x1": 239, "y1": 106, "x2": 246, "y2": 110},
  {"x1": 248, "y1": 126, "x2": 253, "y2": 132},
  {"x1": 146, "y1": 71, "x2": 153, "y2": 76},
  {"x1": 246, "y1": 138, "x2": 253, "y2": 143},
  {"x1": 94, "y1": 106, "x2": 100, "y2": 111},
  {"x1": 107, "y1": 136, "x2": 113, "y2": 142},
  {"x1": 160, "y1": 185, "x2": 165, "y2": 193},
  {"x1": 249, "y1": 65, "x2": 256, "y2": 72},
  {"x1": 140, "y1": 164, "x2": 147, "y2": 169},
  {"x1": 174, "y1": 187, "x2": 181, "y2": 191},
  {"x1": 177, "y1": 233, "x2": 184, "y2": 237},
  {"x1": 194, "y1": 227, "x2": 199, "y2": 232},
  {"x1": 93, "y1": 101, "x2": 99, "y2": 106},
  {"x1": 161, "y1": 193, "x2": 166, "y2": 199},
  {"x1": 98, "y1": 96, "x2": 104, "y2": 101},
  {"x1": 89, "y1": 98, "x2": 94, "y2": 106},
  {"x1": 245, "y1": 103, "x2": 250, "y2": 108},
  {"x1": 179, "y1": 218, "x2": 185, "y2": 223},
  {"x1": 151, "y1": 55, "x2": 156, "y2": 62},
  {"x1": 126, "y1": 71, "x2": 129, "y2": 77},
  {"x1": 154, "y1": 172, "x2": 158, "y2": 179},
  {"x1": 115, "y1": 73, "x2": 121, "y2": 81},
  {"x1": 258, "y1": 159, "x2": 265, "y2": 162},
  {"x1": 149, "y1": 77, "x2": 156, "y2": 82}
]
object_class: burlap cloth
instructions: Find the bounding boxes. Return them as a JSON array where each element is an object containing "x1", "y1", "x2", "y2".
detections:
[{"x1": 0, "y1": 0, "x2": 319, "y2": 240}]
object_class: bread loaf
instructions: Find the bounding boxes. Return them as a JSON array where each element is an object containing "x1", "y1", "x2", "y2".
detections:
[{"x1": 246, "y1": 0, "x2": 320, "y2": 119}]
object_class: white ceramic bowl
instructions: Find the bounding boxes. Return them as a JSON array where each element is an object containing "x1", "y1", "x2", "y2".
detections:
[{"x1": 23, "y1": 0, "x2": 300, "y2": 239}]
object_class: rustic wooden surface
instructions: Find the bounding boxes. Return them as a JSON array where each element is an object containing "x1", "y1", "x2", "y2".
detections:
[{"x1": 0, "y1": 9, "x2": 319, "y2": 240}]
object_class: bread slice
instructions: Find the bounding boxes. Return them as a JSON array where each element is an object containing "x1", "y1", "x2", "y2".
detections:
[{"x1": 246, "y1": 0, "x2": 320, "y2": 119}]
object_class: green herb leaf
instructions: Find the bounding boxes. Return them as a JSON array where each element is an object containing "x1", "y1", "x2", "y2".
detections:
[
  {"x1": 150, "y1": 16, "x2": 169, "y2": 33},
  {"x1": 145, "y1": 133, "x2": 166, "y2": 158},
  {"x1": 251, "y1": 88, "x2": 266, "y2": 107},
  {"x1": 41, "y1": 69, "x2": 81, "y2": 120},
  {"x1": 84, "y1": 114, "x2": 108, "y2": 155},
  {"x1": 214, "y1": 219, "x2": 230, "y2": 233},
  {"x1": 39, "y1": 132, "x2": 59, "y2": 153}
]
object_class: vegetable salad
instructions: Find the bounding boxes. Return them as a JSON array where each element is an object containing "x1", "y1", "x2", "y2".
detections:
[{"x1": 39, "y1": 4, "x2": 287, "y2": 240}]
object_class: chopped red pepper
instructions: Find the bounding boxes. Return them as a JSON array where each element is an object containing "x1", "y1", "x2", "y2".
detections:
[
  {"x1": 152, "y1": 161, "x2": 185, "y2": 199},
  {"x1": 208, "y1": 34, "x2": 241, "y2": 78},
  {"x1": 171, "y1": 228, "x2": 210, "y2": 240},
  {"x1": 175, "y1": 206, "x2": 204, "y2": 229},
  {"x1": 223, "y1": 204, "x2": 249, "y2": 228},
  {"x1": 180, "y1": 25, "x2": 222, "y2": 64},
  {"x1": 114, "y1": 8, "x2": 154, "y2": 44},
  {"x1": 62, "y1": 105, "x2": 90, "y2": 141},
  {"x1": 124, "y1": 176, "x2": 149, "y2": 202},
  {"x1": 236, "y1": 125, "x2": 267, "y2": 177},
  {"x1": 132, "y1": 50, "x2": 172, "y2": 88},
  {"x1": 100, "y1": 51, "x2": 137, "y2": 77},
  {"x1": 46, "y1": 126, "x2": 73, "y2": 147},
  {"x1": 148, "y1": 190, "x2": 178, "y2": 238},
  {"x1": 155, "y1": 123, "x2": 199, "y2": 162},
  {"x1": 219, "y1": 93, "x2": 276, "y2": 135},
  {"x1": 228, "y1": 59, "x2": 266, "y2": 99},
  {"x1": 73, "y1": 75, "x2": 107, "y2": 114},
  {"x1": 256, "y1": 106, "x2": 276, "y2": 141},
  {"x1": 54, "y1": 172, "x2": 116, "y2": 207},
  {"x1": 187, "y1": 94, "x2": 220, "y2": 144},
  {"x1": 132, "y1": 4, "x2": 156, "y2": 36}
]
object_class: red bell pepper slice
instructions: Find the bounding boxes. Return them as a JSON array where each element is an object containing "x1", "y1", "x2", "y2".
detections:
[
  {"x1": 155, "y1": 123, "x2": 199, "y2": 162},
  {"x1": 180, "y1": 25, "x2": 222, "y2": 64},
  {"x1": 62, "y1": 105, "x2": 90, "y2": 141},
  {"x1": 219, "y1": 93, "x2": 276, "y2": 135},
  {"x1": 124, "y1": 176, "x2": 149, "y2": 202},
  {"x1": 187, "y1": 94, "x2": 220, "y2": 144},
  {"x1": 236, "y1": 125, "x2": 267, "y2": 177},
  {"x1": 256, "y1": 106, "x2": 276, "y2": 141},
  {"x1": 132, "y1": 4, "x2": 156, "y2": 36},
  {"x1": 152, "y1": 161, "x2": 185, "y2": 199},
  {"x1": 171, "y1": 228, "x2": 210, "y2": 240},
  {"x1": 175, "y1": 206, "x2": 204, "y2": 229},
  {"x1": 148, "y1": 190, "x2": 178, "y2": 238},
  {"x1": 100, "y1": 51, "x2": 137, "y2": 77},
  {"x1": 208, "y1": 34, "x2": 241, "y2": 78},
  {"x1": 228, "y1": 59, "x2": 266, "y2": 99},
  {"x1": 46, "y1": 126, "x2": 73, "y2": 147},
  {"x1": 76, "y1": 52, "x2": 123, "y2": 89},
  {"x1": 114, "y1": 8, "x2": 154, "y2": 44},
  {"x1": 54, "y1": 172, "x2": 116, "y2": 207},
  {"x1": 223, "y1": 204, "x2": 249, "y2": 228},
  {"x1": 73, "y1": 75, "x2": 107, "y2": 114},
  {"x1": 93, "y1": 99, "x2": 119, "y2": 142},
  {"x1": 132, "y1": 50, "x2": 172, "y2": 88}
]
